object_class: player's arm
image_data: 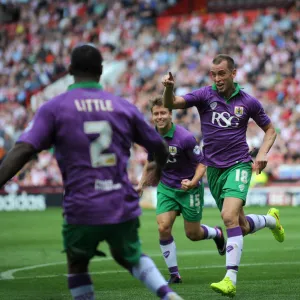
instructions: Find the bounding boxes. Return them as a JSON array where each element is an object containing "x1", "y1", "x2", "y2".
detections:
[
  {"x1": 254, "y1": 122, "x2": 277, "y2": 175},
  {"x1": 136, "y1": 160, "x2": 149, "y2": 196},
  {"x1": 181, "y1": 136, "x2": 206, "y2": 191},
  {"x1": 0, "y1": 143, "x2": 37, "y2": 188},
  {"x1": 162, "y1": 72, "x2": 186, "y2": 109},
  {"x1": 0, "y1": 102, "x2": 55, "y2": 188},
  {"x1": 250, "y1": 99, "x2": 277, "y2": 175},
  {"x1": 181, "y1": 162, "x2": 206, "y2": 191}
]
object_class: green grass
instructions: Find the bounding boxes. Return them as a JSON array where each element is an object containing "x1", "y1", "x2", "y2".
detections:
[{"x1": 0, "y1": 206, "x2": 299, "y2": 299}]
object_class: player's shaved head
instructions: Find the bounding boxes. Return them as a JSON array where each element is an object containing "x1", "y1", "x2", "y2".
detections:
[
  {"x1": 212, "y1": 54, "x2": 235, "y2": 70},
  {"x1": 69, "y1": 44, "x2": 103, "y2": 77}
]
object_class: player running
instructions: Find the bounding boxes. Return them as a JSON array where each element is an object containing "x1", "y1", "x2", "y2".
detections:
[
  {"x1": 137, "y1": 97, "x2": 226, "y2": 284},
  {"x1": 0, "y1": 45, "x2": 183, "y2": 300},
  {"x1": 161, "y1": 54, "x2": 285, "y2": 297}
]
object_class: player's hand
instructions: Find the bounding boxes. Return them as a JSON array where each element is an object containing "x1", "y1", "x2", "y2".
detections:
[
  {"x1": 162, "y1": 72, "x2": 175, "y2": 88},
  {"x1": 254, "y1": 152, "x2": 268, "y2": 175},
  {"x1": 135, "y1": 185, "x2": 144, "y2": 197},
  {"x1": 181, "y1": 179, "x2": 197, "y2": 191}
]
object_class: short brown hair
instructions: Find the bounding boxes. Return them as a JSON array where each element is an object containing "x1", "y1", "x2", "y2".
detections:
[
  {"x1": 150, "y1": 97, "x2": 172, "y2": 113},
  {"x1": 212, "y1": 54, "x2": 235, "y2": 70}
]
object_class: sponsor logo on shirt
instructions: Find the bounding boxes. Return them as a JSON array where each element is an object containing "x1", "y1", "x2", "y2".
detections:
[
  {"x1": 193, "y1": 145, "x2": 201, "y2": 155},
  {"x1": 211, "y1": 112, "x2": 239, "y2": 128},
  {"x1": 234, "y1": 106, "x2": 244, "y2": 117},
  {"x1": 210, "y1": 102, "x2": 217, "y2": 110},
  {"x1": 167, "y1": 146, "x2": 178, "y2": 163},
  {"x1": 169, "y1": 146, "x2": 177, "y2": 154},
  {"x1": 94, "y1": 179, "x2": 122, "y2": 191}
]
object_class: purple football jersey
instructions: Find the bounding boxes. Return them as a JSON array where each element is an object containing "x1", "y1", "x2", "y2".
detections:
[
  {"x1": 183, "y1": 84, "x2": 270, "y2": 168},
  {"x1": 149, "y1": 124, "x2": 204, "y2": 189},
  {"x1": 18, "y1": 82, "x2": 166, "y2": 225}
]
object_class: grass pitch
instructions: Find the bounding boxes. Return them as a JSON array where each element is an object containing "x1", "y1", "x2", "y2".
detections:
[{"x1": 0, "y1": 206, "x2": 299, "y2": 299}]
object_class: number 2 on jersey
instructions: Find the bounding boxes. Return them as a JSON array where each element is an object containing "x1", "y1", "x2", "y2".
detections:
[{"x1": 84, "y1": 121, "x2": 116, "y2": 167}]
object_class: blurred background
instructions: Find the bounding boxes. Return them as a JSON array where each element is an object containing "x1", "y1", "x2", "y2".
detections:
[{"x1": 0, "y1": 0, "x2": 299, "y2": 210}]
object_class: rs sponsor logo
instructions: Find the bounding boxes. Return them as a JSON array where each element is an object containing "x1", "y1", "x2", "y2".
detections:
[{"x1": 211, "y1": 112, "x2": 239, "y2": 128}]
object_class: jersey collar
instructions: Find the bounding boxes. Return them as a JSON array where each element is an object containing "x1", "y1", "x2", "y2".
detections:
[
  {"x1": 67, "y1": 81, "x2": 103, "y2": 91},
  {"x1": 212, "y1": 82, "x2": 241, "y2": 101},
  {"x1": 162, "y1": 123, "x2": 176, "y2": 138}
]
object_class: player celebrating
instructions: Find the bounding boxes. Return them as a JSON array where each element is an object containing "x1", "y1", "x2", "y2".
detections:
[
  {"x1": 137, "y1": 97, "x2": 226, "y2": 284},
  {"x1": 0, "y1": 45, "x2": 183, "y2": 300},
  {"x1": 161, "y1": 54, "x2": 285, "y2": 297}
]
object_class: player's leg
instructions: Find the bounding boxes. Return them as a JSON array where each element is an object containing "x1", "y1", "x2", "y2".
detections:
[
  {"x1": 62, "y1": 221, "x2": 98, "y2": 300},
  {"x1": 107, "y1": 218, "x2": 183, "y2": 300},
  {"x1": 179, "y1": 184, "x2": 226, "y2": 255},
  {"x1": 157, "y1": 210, "x2": 181, "y2": 283},
  {"x1": 208, "y1": 163, "x2": 251, "y2": 297},
  {"x1": 240, "y1": 205, "x2": 285, "y2": 242},
  {"x1": 156, "y1": 184, "x2": 182, "y2": 283}
]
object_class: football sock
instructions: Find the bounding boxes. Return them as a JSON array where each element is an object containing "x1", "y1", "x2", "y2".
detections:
[
  {"x1": 132, "y1": 255, "x2": 173, "y2": 298},
  {"x1": 246, "y1": 214, "x2": 276, "y2": 233},
  {"x1": 160, "y1": 236, "x2": 180, "y2": 276},
  {"x1": 68, "y1": 273, "x2": 95, "y2": 300},
  {"x1": 225, "y1": 226, "x2": 243, "y2": 286},
  {"x1": 201, "y1": 224, "x2": 221, "y2": 239}
]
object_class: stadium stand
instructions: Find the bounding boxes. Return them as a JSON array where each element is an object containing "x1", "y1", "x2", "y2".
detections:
[{"x1": 0, "y1": 0, "x2": 299, "y2": 188}]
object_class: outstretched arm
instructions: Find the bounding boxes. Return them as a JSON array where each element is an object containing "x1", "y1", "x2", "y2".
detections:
[
  {"x1": 0, "y1": 143, "x2": 37, "y2": 187},
  {"x1": 162, "y1": 72, "x2": 186, "y2": 109},
  {"x1": 254, "y1": 122, "x2": 277, "y2": 175}
]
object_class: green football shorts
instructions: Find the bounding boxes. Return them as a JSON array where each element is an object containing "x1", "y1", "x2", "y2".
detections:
[
  {"x1": 207, "y1": 162, "x2": 252, "y2": 211},
  {"x1": 156, "y1": 182, "x2": 204, "y2": 222},
  {"x1": 62, "y1": 217, "x2": 142, "y2": 265}
]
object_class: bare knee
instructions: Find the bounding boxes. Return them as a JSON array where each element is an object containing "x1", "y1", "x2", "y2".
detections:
[
  {"x1": 185, "y1": 230, "x2": 201, "y2": 241},
  {"x1": 239, "y1": 221, "x2": 251, "y2": 236},
  {"x1": 239, "y1": 216, "x2": 250, "y2": 236},
  {"x1": 158, "y1": 222, "x2": 172, "y2": 240},
  {"x1": 221, "y1": 210, "x2": 239, "y2": 228},
  {"x1": 67, "y1": 252, "x2": 89, "y2": 274},
  {"x1": 110, "y1": 248, "x2": 133, "y2": 270}
]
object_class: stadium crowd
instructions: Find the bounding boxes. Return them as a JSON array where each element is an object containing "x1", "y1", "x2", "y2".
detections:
[{"x1": 0, "y1": 0, "x2": 299, "y2": 187}]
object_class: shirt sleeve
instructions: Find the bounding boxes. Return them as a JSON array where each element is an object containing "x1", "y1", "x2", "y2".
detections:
[
  {"x1": 182, "y1": 87, "x2": 208, "y2": 109},
  {"x1": 249, "y1": 97, "x2": 271, "y2": 128},
  {"x1": 184, "y1": 135, "x2": 205, "y2": 164},
  {"x1": 17, "y1": 102, "x2": 55, "y2": 151}
]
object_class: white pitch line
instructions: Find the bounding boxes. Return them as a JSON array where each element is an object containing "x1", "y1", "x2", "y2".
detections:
[
  {"x1": 1, "y1": 261, "x2": 300, "y2": 281},
  {"x1": 1, "y1": 247, "x2": 298, "y2": 280},
  {"x1": 0, "y1": 250, "x2": 211, "y2": 280}
]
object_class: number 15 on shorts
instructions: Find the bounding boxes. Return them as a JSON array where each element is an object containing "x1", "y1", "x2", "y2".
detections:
[{"x1": 190, "y1": 194, "x2": 200, "y2": 207}]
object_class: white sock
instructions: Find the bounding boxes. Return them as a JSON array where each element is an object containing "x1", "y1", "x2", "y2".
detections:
[
  {"x1": 132, "y1": 255, "x2": 172, "y2": 296},
  {"x1": 225, "y1": 226, "x2": 243, "y2": 286},
  {"x1": 160, "y1": 236, "x2": 179, "y2": 275},
  {"x1": 68, "y1": 273, "x2": 95, "y2": 300},
  {"x1": 201, "y1": 224, "x2": 220, "y2": 239},
  {"x1": 246, "y1": 214, "x2": 276, "y2": 233},
  {"x1": 225, "y1": 269, "x2": 238, "y2": 286}
]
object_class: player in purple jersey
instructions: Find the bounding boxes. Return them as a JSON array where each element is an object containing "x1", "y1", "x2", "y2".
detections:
[
  {"x1": 137, "y1": 97, "x2": 226, "y2": 284},
  {"x1": 0, "y1": 45, "x2": 184, "y2": 300},
  {"x1": 161, "y1": 54, "x2": 285, "y2": 297}
]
